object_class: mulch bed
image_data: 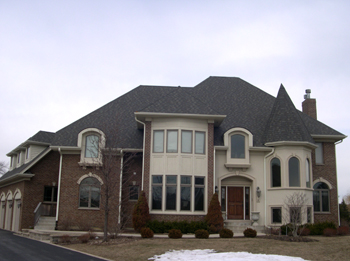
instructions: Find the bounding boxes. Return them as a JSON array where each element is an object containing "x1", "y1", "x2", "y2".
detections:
[{"x1": 261, "y1": 235, "x2": 318, "y2": 242}]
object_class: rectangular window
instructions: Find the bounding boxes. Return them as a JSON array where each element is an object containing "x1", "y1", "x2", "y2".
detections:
[
  {"x1": 307, "y1": 207, "x2": 312, "y2": 223},
  {"x1": 195, "y1": 132, "x2": 205, "y2": 154},
  {"x1": 221, "y1": 187, "x2": 226, "y2": 211},
  {"x1": 44, "y1": 186, "x2": 58, "y2": 202},
  {"x1": 313, "y1": 191, "x2": 320, "y2": 212},
  {"x1": 129, "y1": 185, "x2": 139, "y2": 200},
  {"x1": 315, "y1": 142, "x2": 323, "y2": 164},
  {"x1": 26, "y1": 147, "x2": 30, "y2": 159},
  {"x1": 166, "y1": 175, "x2": 177, "y2": 210},
  {"x1": 167, "y1": 130, "x2": 178, "y2": 153},
  {"x1": 153, "y1": 130, "x2": 164, "y2": 153},
  {"x1": 180, "y1": 176, "x2": 191, "y2": 210},
  {"x1": 152, "y1": 175, "x2": 163, "y2": 210},
  {"x1": 194, "y1": 177, "x2": 205, "y2": 211},
  {"x1": 181, "y1": 131, "x2": 192, "y2": 153},
  {"x1": 322, "y1": 191, "x2": 330, "y2": 212},
  {"x1": 272, "y1": 208, "x2": 282, "y2": 223},
  {"x1": 85, "y1": 135, "x2": 99, "y2": 158}
]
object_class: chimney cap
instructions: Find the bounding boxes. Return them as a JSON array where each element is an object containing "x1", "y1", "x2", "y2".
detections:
[{"x1": 305, "y1": 89, "x2": 311, "y2": 94}]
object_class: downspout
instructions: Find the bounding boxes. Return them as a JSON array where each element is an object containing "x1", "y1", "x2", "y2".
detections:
[
  {"x1": 213, "y1": 148, "x2": 216, "y2": 194},
  {"x1": 335, "y1": 139, "x2": 344, "y2": 226},
  {"x1": 135, "y1": 116, "x2": 146, "y2": 191},
  {"x1": 264, "y1": 147, "x2": 275, "y2": 227},
  {"x1": 118, "y1": 150, "x2": 123, "y2": 225},
  {"x1": 55, "y1": 148, "x2": 63, "y2": 228}
]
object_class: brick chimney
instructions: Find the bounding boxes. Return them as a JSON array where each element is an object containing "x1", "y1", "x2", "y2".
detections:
[{"x1": 302, "y1": 89, "x2": 317, "y2": 120}]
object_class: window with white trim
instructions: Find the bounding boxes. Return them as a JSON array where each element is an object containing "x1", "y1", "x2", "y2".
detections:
[
  {"x1": 289, "y1": 157, "x2": 300, "y2": 187},
  {"x1": 167, "y1": 130, "x2": 178, "y2": 153},
  {"x1": 271, "y1": 158, "x2": 281, "y2": 187},
  {"x1": 79, "y1": 177, "x2": 101, "y2": 208},
  {"x1": 315, "y1": 143, "x2": 323, "y2": 164},
  {"x1": 181, "y1": 131, "x2": 192, "y2": 153},
  {"x1": 313, "y1": 182, "x2": 330, "y2": 212},
  {"x1": 231, "y1": 134, "x2": 245, "y2": 158},
  {"x1": 272, "y1": 207, "x2": 282, "y2": 223},
  {"x1": 306, "y1": 159, "x2": 311, "y2": 188},
  {"x1": 85, "y1": 135, "x2": 99, "y2": 158},
  {"x1": 195, "y1": 131, "x2": 205, "y2": 154}
]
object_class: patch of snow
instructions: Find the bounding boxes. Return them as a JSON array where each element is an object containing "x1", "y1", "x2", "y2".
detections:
[{"x1": 149, "y1": 249, "x2": 307, "y2": 261}]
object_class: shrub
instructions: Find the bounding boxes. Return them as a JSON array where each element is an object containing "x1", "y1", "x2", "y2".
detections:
[
  {"x1": 243, "y1": 228, "x2": 257, "y2": 238},
  {"x1": 140, "y1": 227, "x2": 154, "y2": 238},
  {"x1": 168, "y1": 229, "x2": 182, "y2": 239},
  {"x1": 132, "y1": 191, "x2": 150, "y2": 232},
  {"x1": 337, "y1": 226, "x2": 350, "y2": 236},
  {"x1": 205, "y1": 193, "x2": 224, "y2": 233},
  {"x1": 78, "y1": 233, "x2": 90, "y2": 243},
  {"x1": 219, "y1": 228, "x2": 233, "y2": 238},
  {"x1": 146, "y1": 220, "x2": 208, "y2": 234},
  {"x1": 195, "y1": 229, "x2": 209, "y2": 239},
  {"x1": 298, "y1": 227, "x2": 310, "y2": 236},
  {"x1": 267, "y1": 227, "x2": 280, "y2": 235},
  {"x1": 306, "y1": 222, "x2": 337, "y2": 235},
  {"x1": 60, "y1": 234, "x2": 71, "y2": 244},
  {"x1": 323, "y1": 228, "x2": 337, "y2": 237},
  {"x1": 280, "y1": 224, "x2": 292, "y2": 235}
]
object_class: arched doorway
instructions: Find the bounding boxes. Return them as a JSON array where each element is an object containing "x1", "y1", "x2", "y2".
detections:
[
  {"x1": 12, "y1": 189, "x2": 22, "y2": 232},
  {"x1": 4, "y1": 191, "x2": 13, "y2": 230},
  {"x1": 0, "y1": 193, "x2": 5, "y2": 229}
]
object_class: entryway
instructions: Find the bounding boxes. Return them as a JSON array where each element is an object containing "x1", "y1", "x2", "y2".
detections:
[{"x1": 224, "y1": 186, "x2": 250, "y2": 220}]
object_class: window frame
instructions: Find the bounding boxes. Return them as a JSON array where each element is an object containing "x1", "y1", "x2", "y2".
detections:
[
  {"x1": 84, "y1": 134, "x2": 100, "y2": 158},
  {"x1": 165, "y1": 175, "x2": 177, "y2": 210},
  {"x1": 79, "y1": 177, "x2": 101, "y2": 209},
  {"x1": 167, "y1": 130, "x2": 178, "y2": 153},
  {"x1": 271, "y1": 158, "x2": 281, "y2": 188},
  {"x1": 195, "y1": 131, "x2": 205, "y2": 154},
  {"x1": 151, "y1": 175, "x2": 163, "y2": 210},
  {"x1": 180, "y1": 176, "x2": 192, "y2": 211},
  {"x1": 181, "y1": 130, "x2": 193, "y2": 154},
  {"x1": 313, "y1": 182, "x2": 330, "y2": 212},
  {"x1": 153, "y1": 130, "x2": 164, "y2": 153},
  {"x1": 230, "y1": 134, "x2": 245, "y2": 159},
  {"x1": 306, "y1": 158, "x2": 311, "y2": 188},
  {"x1": 271, "y1": 207, "x2": 282, "y2": 224},
  {"x1": 289, "y1": 157, "x2": 300, "y2": 187},
  {"x1": 315, "y1": 142, "x2": 324, "y2": 165}
]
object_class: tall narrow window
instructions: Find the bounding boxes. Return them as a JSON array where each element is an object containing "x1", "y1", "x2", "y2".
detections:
[
  {"x1": 194, "y1": 177, "x2": 205, "y2": 211},
  {"x1": 153, "y1": 130, "x2": 164, "y2": 153},
  {"x1": 26, "y1": 147, "x2": 30, "y2": 159},
  {"x1": 167, "y1": 130, "x2": 178, "y2": 153},
  {"x1": 245, "y1": 187, "x2": 250, "y2": 220},
  {"x1": 85, "y1": 135, "x2": 99, "y2": 158},
  {"x1": 306, "y1": 159, "x2": 311, "y2": 188},
  {"x1": 307, "y1": 207, "x2": 312, "y2": 223},
  {"x1": 221, "y1": 187, "x2": 226, "y2": 211},
  {"x1": 289, "y1": 157, "x2": 300, "y2": 187},
  {"x1": 166, "y1": 176, "x2": 177, "y2": 210},
  {"x1": 231, "y1": 134, "x2": 245, "y2": 158},
  {"x1": 195, "y1": 132, "x2": 205, "y2": 154},
  {"x1": 152, "y1": 175, "x2": 163, "y2": 210},
  {"x1": 181, "y1": 131, "x2": 192, "y2": 153},
  {"x1": 313, "y1": 182, "x2": 330, "y2": 212},
  {"x1": 79, "y1": 177, "x2": 101, "y2": 208},
  {"x1": 271, "y1": 158, "x2": 281, "y2": 187},
  {"x1": 315, "y1": 143, "x2": 323, "y2": 164},
  {"x1": 180, "y1": 176, "x2": 191, "y2": 210}
]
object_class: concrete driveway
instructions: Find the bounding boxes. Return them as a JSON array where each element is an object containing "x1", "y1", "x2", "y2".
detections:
[{"x1": 0, "y1": 229, "x2": 109, "y2": 261}]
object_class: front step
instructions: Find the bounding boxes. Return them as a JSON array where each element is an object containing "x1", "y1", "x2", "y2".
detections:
[
  {"x1": 34, "y1": 216, "x2": 56, "y2": 231},
  {"x1": 224, "y1": 220, "x2": 265, "y2": 233}
]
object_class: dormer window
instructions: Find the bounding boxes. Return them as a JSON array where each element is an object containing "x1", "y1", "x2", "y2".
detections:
[
  {"x1": 231, "y1": 134, "x2": 245, "y2": 158},
  {"x1": 85, "y1": 135, "x2": 99, "y2": 158}
]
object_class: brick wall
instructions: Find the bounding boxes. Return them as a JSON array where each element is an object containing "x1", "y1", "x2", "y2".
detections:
[
  {"x1": 302, "y1": 99, "x2": 317, "y2": 120},
  {"x1": 312, "y1": 142, "x2": 339, "y2": 224},
  {"x1": 57, "y1": 154, "x2": 121, "y2": 231}
]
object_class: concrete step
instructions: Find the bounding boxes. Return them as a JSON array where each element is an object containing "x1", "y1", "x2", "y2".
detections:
[
  {"x1": 224, "y1": 220, "x2": 265, "y2": 233},
  {"x1": 35, "y1": 217, "x2": 56, "y2": 230}
]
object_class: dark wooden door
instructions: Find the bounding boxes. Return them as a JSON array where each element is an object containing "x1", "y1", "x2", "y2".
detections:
[{"x1": 227, "y1": 187, "x2": 244, "y2": 219}]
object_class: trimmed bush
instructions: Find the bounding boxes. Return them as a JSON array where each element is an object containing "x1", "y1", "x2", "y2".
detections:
[
  {"x1": 323, "y1": 228, "x2": 337, "y2": 237},
  {"x1": 78, "y1": 233, "x2": 90, "y2": 243},
  {"x1": 146, "y1": 220, "x2": 208, "y2": 234},
  {"x1": 140, "y1": 227, "x2": 154, "y2": 238},
  {"x1": 243, "y1": 228, "x2": 257, "y2": 238},
  {"x1": 168, "y1": 229, "x2": 182, "y2": 239},
  {"x1": 298, "y1": 227, "x2": 310, "y2": 236},
  {"x1": 305, "y1": 222, "x2": 337, "y2": 235},
  {"x1": 132, "y1": 191, "x2": 150, "y2": 232},
  {"x1": 195, "y1": 229, "x2": 209, "y2": 239},
  {"x1": 219, "y1": 228, "x2": 233, "y2": 238},
  {"x1": 337, "y1": 226, "x2": 350, "y2": 236},
  {"x1": 205, "y1": 193, "x2": 224, "y2": 233}
]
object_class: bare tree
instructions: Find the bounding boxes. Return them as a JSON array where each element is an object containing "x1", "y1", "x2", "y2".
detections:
[
  {"x1": 0, "y1": 161, "x2": 8, "y2": 177},
  {"x1": 282, "y1": 192, "x2": 308, "y2": 237}
]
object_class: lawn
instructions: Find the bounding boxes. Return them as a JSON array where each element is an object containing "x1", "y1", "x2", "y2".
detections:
[{"x1": 65, "y1": 235, "x2": 350, "y2": 261}]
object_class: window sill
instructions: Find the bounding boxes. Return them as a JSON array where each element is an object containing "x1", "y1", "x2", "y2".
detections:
[
  {"x1": 78, "y1": 207, "x2": 100, "y2": 211},
  {"x1": 225, "y1": 163, "x2": 251, "y2": 169},
  {"x1": 150, "y1": 211, "x2": 206, "y2": 215}
]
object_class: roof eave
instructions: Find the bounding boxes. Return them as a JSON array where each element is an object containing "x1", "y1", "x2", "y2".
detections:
[
  {"x1": 265, "y1": 141, "x2": 318, "y2": 149},
  {"x1": 0, "y1": 173, "x2": 35, "y2": 188},
  {"x1": 311, "y1": 134, "x2": 347, "y2": 142}
]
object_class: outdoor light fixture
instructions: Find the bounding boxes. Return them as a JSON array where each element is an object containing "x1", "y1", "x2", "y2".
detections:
[
  {"x1": 256, "y1": 187, "x2": 261, "y2": 198},
  {"x1": 215, "y1": 186, "x2": 219, "y2": 193},
  {"x1": 133, "y1": 172, "x2": 136, "y2": 175}
]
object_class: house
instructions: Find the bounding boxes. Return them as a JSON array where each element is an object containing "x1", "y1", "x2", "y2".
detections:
[{"x1": 0, "y1": 76, "x2": 346, "y2": 232}]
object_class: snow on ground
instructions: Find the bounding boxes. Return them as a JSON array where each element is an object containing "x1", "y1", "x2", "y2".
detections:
[{"x1": 149, "y1": 249, "x2": 307, "y2": 261}]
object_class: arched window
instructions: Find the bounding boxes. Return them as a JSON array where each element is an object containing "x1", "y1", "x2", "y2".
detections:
[
  {"x1": 85, "y1": 135, "x2": 99, "y2": 158},
  {"x1": 271, "y1": 158, "x2": 281, "y2": 187},
  {"x1": 79, "y1": 177, "x2": 101, "y2": 208},
  {"x1": 289, "y1": 157, "x2": 300, "y2": 187},
  {"x1": 313, "y1": 182, "x2": 330, "y2": 212},
  {"x1": 306, "y1": 159, "x2": 311, "y2": 188},
  {"x1": 231, "y1": 134, "x2": 245, "y2": 158}
]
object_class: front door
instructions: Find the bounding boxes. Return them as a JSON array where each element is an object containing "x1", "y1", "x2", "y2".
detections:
[{"x1": 227, "y1": 187, "x2": 244, "y2": 219}]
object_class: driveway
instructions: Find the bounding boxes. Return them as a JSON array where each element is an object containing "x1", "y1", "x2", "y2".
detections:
[{"x1": 0, "y1": 229, "x2": 108, "y2": 261}]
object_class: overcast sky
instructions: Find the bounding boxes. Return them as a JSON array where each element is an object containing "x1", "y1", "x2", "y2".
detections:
[{"x1": 1, "y1": 1, "x2": 349, "y2": 198}]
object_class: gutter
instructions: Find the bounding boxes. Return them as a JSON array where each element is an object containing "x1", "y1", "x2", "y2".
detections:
[
  {"x1": 118, "y1": 150, "x2": 124, "y2": 225},
  {"x1": 55, "y1": 148, "x2": 63, "y2": 226},
  {"x1": 264, "y1": 147, "x2": 275, "y2": 227},
  {"x1": 134, "y1": 116, "x2": 146, "y2": 191}
]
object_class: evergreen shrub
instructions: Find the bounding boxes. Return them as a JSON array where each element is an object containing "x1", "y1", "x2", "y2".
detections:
[
  {"x1": 195, "y1": 229, "x2": 209, "y2": 239},
  {"x1": 219, "y1": 228, "x2": 233, "y2": 238},
  {"x1": 132, "y1": 191, "x2": 150, "y2": 232},
  {"x1": 140, "y1": 227, "x2": 154, "y2": 238},
  {"x1": 205, "y1": 193, "x2": 224, "y2": 233},
  {"x1": 168, "y1": 229, "x2": 182, "y2": 239},
  {"x1": 243, "y1": 228, "x2": 257, "y2": 238}
]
